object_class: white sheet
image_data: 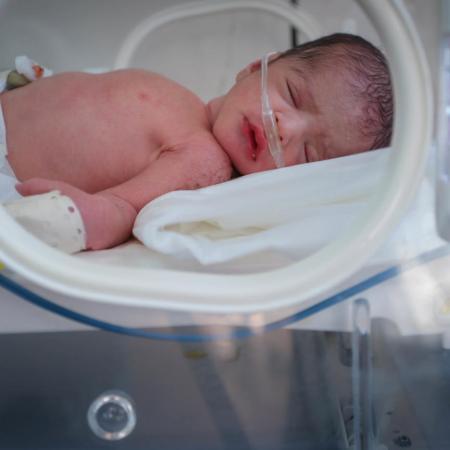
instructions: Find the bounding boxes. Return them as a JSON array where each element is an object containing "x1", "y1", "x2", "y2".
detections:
[
  {"x1": 0, "y1": 103, "x2": 21, "y2": 202},
  {"x1": 133, "y1": 148, "x2": 393, "y2": 264}
]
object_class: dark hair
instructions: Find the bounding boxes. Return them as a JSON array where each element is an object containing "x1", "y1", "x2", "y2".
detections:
[{"x1": 279, "y1": 33, "x2": 393, "y2": 150}]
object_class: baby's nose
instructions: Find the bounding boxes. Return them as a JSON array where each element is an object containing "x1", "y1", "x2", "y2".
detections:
[
  {"x1": 275, "y1": 111, "x2": 307, "y2": 149},
  {"x1": 275, "y1": 113, "x2": 287, "y2": 146}
]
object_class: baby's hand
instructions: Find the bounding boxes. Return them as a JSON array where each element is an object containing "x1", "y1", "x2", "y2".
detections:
[
  {"x1": 16, "y1": 178, "x2": 87, "y2": 201},
  {"x1": 16, "y1": 178, "x2": 137, "y2": 250},
  {"x1": 5, "y1": 178, "x2": 93, "y2": 253},
  {"x1": 15, "y1": 178, "x2": 98, "y2": 246},
  {"x1": 15, "y1": 178, "x2": 95, "y2": 220}
]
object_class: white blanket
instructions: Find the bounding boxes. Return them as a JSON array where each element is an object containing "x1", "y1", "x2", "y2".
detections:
[{"x1": 134, "y1": 148, "x2": 404, "y2": 265}]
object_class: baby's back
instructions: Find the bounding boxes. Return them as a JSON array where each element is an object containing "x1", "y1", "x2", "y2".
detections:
[{"x1": 2, "y1": 69, "x2": 221, "y2": 192}]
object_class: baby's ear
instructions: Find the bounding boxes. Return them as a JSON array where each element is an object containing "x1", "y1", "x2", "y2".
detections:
[
  {"x1": 236, "y1": 60, "x2": 261, "y2": 82},
  {"x1": 235, "y1": 52, "x2": 282, "y2": 82}
]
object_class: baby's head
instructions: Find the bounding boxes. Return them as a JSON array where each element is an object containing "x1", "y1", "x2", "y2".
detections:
[{"x1": 207, "y1": 33, "x2": 393, "y2": 175}]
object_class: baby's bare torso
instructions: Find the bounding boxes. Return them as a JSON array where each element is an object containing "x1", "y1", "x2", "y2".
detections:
[{"x1": 2, "y1": 69, "x2": 230, "y2": 194}]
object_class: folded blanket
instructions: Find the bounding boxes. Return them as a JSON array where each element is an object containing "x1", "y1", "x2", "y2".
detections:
[{"x1": 134, "y1": 148, "x2": 398, "y2": 264}]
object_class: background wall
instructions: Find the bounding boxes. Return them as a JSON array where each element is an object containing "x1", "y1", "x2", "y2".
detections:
[
  {"x1": 0, "y1": 0, "x2": 441, "y2": 105},
  {"x1": 0, "y1": 0, "x2": 400, "y2": 100}
]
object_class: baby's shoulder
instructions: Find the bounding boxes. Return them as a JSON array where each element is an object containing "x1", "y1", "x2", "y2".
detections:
[
  {"x1": 110, "y1": 69, "x2": 205, "y2": 116},
  {"x1": 111, "y1": 69, "x2": 194, "y2": 96}
]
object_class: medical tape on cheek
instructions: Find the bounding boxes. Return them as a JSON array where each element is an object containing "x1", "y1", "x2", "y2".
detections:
[{"x1": 3, "y1": 191, "x2": 87, "y2": 254}]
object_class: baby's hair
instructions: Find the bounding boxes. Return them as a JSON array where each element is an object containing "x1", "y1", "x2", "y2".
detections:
[{"x1": 279, "y1": 33, "x2": 393, "y2": 150}]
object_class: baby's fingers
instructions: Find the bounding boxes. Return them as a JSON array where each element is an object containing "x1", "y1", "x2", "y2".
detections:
[{"x1": 15, "y1": 178, "x2": 66, "y2": 196}]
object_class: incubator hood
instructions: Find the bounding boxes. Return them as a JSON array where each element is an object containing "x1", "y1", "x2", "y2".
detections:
[{"x1": 0, "y1": 0, "x2": 433, "y2": 320}]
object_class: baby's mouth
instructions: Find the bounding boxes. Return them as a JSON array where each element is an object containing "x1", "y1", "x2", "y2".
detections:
[{"x1": 243, "y1": 118, "x2": 266, "y2": 161}]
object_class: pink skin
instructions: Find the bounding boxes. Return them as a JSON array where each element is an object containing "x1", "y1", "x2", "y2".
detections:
[
  {"x1": 3, "y1": 58, "x2": 369, "y2": 251},
  {"x1": 2, "y1": 70, "x2": 231, "y2": 250}
]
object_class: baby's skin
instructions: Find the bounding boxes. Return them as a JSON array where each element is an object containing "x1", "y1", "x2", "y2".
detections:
[
  {"x1": 1, "y1": 70, "x2": 232, "y2": 250},
  {"x1": 1, "y1": 54, "x2": 372, "y2": 251}
]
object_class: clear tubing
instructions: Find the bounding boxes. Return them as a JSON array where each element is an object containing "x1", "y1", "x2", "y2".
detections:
[
  {"x1": 352, "y1": 298, "x2": 374, "y2": 450},
  {"x1": 261, "y1": 53, "x2": 285, "y2": 168}
]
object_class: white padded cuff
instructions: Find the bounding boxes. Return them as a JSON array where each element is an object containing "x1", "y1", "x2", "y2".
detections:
[{"x1": 4, "y1": 190, "x2": 86, "y2": 253}]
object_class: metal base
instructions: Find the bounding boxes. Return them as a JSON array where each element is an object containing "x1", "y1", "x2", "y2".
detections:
[{"x1": 0, "y1": 320, "x2": 449, "y2": 449}]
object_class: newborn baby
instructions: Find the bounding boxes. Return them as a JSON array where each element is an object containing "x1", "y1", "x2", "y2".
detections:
[{"x1": 0, "y1": 33, "x2": 393, "y2": 251}]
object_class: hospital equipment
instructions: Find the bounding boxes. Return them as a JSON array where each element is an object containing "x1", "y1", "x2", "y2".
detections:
[
  {"x1": 0, "y1": 0, "x2": 449, "y2": 448},
  {"x1": 261, "y1": 51, "x2": 285, "y2": 168},
  {"x1": 0, "y1": 0, "x2": 432, "y2": 315}
]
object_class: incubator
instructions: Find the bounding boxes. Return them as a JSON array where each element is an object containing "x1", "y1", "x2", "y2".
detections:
[{"x1": 0, "y1": 0, "x2": 449, "y2": 448}]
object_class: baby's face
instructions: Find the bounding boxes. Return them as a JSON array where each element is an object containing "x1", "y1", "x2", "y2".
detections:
[{"x1": 207, "y1": 57, "x2": 372, "y2": 175}]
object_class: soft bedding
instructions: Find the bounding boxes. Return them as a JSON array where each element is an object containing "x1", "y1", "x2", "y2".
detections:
[{"x1": 133, "y1": 148, "x2": 408, "y2": 264}]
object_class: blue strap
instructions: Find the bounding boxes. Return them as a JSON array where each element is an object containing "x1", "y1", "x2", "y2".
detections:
[{"x1": 0, "y1": 245, "x2": 449, "y2": 342}]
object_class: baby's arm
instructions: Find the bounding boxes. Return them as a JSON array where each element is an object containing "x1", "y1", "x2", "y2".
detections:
[{"x1": 16, "y1": 145, "x2": 231, "y2": 250}]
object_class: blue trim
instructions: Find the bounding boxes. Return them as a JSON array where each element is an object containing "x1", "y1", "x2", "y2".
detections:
[{"x1": 1, "y1": 245, "x2": 449, "y2": 342}]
